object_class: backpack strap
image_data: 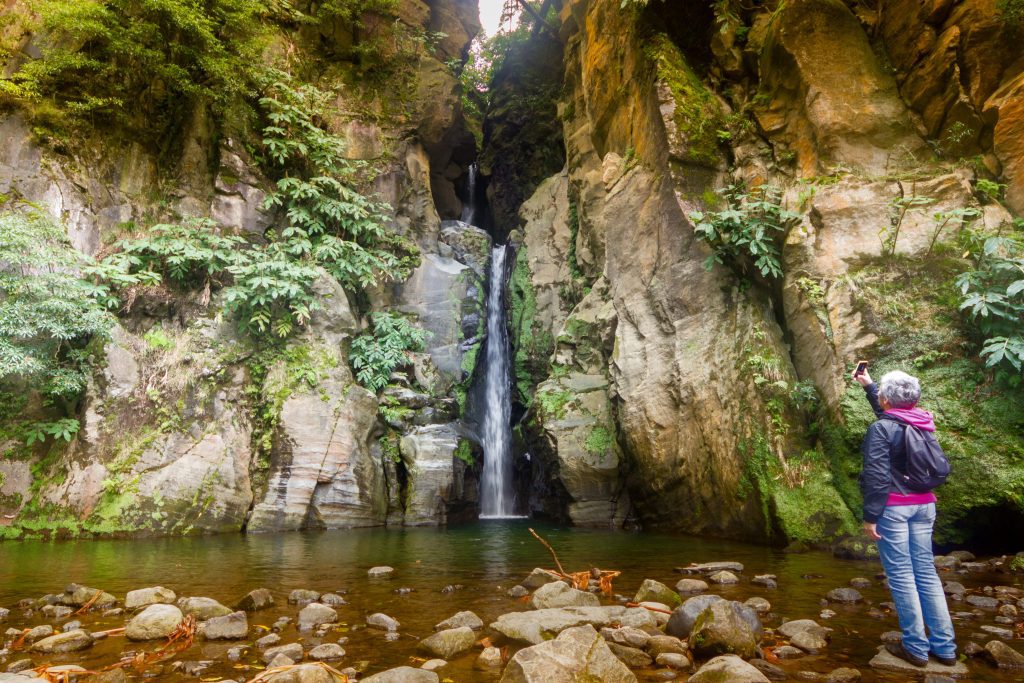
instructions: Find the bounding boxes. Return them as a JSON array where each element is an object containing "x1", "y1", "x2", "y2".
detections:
[{"x1": 878, "y1": 415, "x2": 911, "y2": 495}]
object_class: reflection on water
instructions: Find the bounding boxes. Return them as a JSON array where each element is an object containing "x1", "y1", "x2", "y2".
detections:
[{"x1": 1, "y1": 521, "x2": 1022, "y2": 681}]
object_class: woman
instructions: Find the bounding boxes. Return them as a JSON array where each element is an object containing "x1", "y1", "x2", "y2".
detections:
[{"x1": 855, "y1": 368, "x2": 957, "y2": 667}]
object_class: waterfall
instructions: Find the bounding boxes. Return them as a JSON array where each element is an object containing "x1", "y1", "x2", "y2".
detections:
[
  {"x1": 479, "y1": 243, "x2": 517, "y2": 518},
  {"x1": 460, "y1": 162, "x2": 477, "y2": 226}
]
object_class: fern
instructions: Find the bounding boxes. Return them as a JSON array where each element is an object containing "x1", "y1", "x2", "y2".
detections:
[{"x1": 349, "y1": 312, "x2": 428, "y2": 392}]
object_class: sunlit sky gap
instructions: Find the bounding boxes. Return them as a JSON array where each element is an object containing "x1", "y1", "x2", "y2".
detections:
[{"x1": 478, "y1": 0, "x2": 517, "y2": 37}]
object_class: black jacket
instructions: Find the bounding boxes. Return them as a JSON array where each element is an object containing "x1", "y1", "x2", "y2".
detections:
[{"x1": 858, "y1": 382, "x2": 912, "y2": 523}]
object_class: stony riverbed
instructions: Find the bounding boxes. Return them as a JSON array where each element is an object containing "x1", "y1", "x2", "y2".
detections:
[{"x1": 1, "y1": 542, "x2": 1024, "y2": 683}]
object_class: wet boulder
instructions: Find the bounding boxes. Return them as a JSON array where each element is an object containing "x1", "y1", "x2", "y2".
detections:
[
  {"x1": 262, "y1": 663, "x2": 346, "y2": 683},
  {"x1": 499, "y1": 624, "x2": 637, "y2": 683},
  {"x1": 202, "y1": 611, "x2": 248, "y2": 640},
  {"x1": 236, "y1": 588, "x2": 275, "y2": 612},
  {"x1": 177, "y1": 597, "x2": 232, "y2": 620},
  {"x1": 491, "y1": 606, "x2": 656, "y2": 645},
  {"x1": 262, "y1": 642, "x2": 304, "y2": 665},
  {"x1": 688, "y1": 600, "x2": 759, "y2": 659},
  {"x1": 60, "y1": 584, "x2": 116, "y2": 609},
  {"x1": 288, "y1": 589, "x2": 321, "y2": 605},
  {"x1": 531, "y1": 581, "x2": 600, "y2": 609},
  {"x1": 826, "y1": 587, "x2": 862, "y2": 603},
  {"x1": 362, "y1": 667, "x2": 439, "y2": 683},
  {"x1": 367, "y1": 613, "x2": 400, "y2": 632},
  {"x1": 665, "y1": 594, "x2": 724, "y2": 638},
  {"x1": 477, "y1": 646, "x2": 503, "y2": 668},
  {"x1": 125, "y1": 586, "x2": 176, "y2": 611},
  {"x1": 435, "y1": 611, "x2": 483, "y2": 631},
  {"x1": 689, "y1": 655, "x2": 770, "y2": 682},
  {"x1": 126, "y1": 604, "x2": 184, "y2": 641},
  {"x1": 607, "y1": 642, "x2": 652, "y2": 667},
  {"x1": 869, "y1": 645, "x2": 969, "y2": 676},
  {"x1": 368, "y1": 567, "x2": 395, "y2": 578},
  {"x1": 634, "y1": 579, "x2": 681, "y2": 608},
  {"x1": 708, "y1": 570, "x2": 740, "y2": 584},
  {"x1": 298, "y1": 603, "x2": 337, "y2": 630},
  {"x1": 308, "y1": 643, "x2": 345, "y2": 660},
  {"x1": 984, "y1": 640, "x2": 1024, "y2": 669},
  {"x1": 675, "y1": 578, "x2": 708, "y2": 593},
  {"x1": 30, "y1": 630, "x2": 93, "y2": 654},
  {"x1": 520, "y1": 568, "x2": 564, "y2": 589}
]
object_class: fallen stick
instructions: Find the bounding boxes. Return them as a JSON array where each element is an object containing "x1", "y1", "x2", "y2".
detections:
[
  {"x1": 625, "y1": 601, "x2": 673, "y2": 615},
  {"x1": 528, "y1": 527, "x2": 568, "y2": 577},
  {"x1": 246, "y1": 661, "x2": 349, "y2": 683}
]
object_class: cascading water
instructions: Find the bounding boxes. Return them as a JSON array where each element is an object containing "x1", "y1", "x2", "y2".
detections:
[
  {"x1": 459, "y1": 162, "x2": 519, "y2": 518},
  {"x1": 479, "y1": 244, "x2": 517, "y2": 518}
]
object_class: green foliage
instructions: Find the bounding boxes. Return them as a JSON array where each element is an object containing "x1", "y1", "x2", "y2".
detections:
[
  {"x1": 142, "y1": 327, "x2": 175, "y2": 351},
  {"x1": 259, "y1": 77, "x2": 418, "y2": 292},
  {"x1": 4, "y1": 0, "x2": 271, "y2": 141},
  {"x1": 108, "y1": 219, "x2": 243, "y2": 288},
  {"x1": 927, "y1": 206, "x2": 981, "y2": 254},
  {"x1": 688, "y1": 184, "x2": 799, "y2": 279},
  {"x1": 0, "y1": 210, "x2": 133, "y2": 402},
  {"x1": 535, "y1": 387, "x2": 574, "y2": 420},
  {"x1": 997, "y1": 0, "x2": 1024, "y2": 25},
  {"x1": 454, "y1": 439, "x2": 474, "y2": 466},
  {"x1": 23, "y1": 418, "x2": 80, "y2": 446},
  {"x1": 956, "y1": 229, "x2": 1024, "y2": 378},
  {"x1": 584, "y1": 426, "x2": 614, "y2": 458},
  {"x1": 976, "y1": 179, "x2": 1006, "y2": 201},
  {"x1": 349, "y1": 312, "x2": 428, "y2": 392},
  {"x1": 881, "y1": 194, "x2": 935, "y2": 256}
]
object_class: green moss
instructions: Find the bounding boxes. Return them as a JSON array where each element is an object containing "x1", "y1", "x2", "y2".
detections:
[
  {"x1": 454, "y1": 439, "x2": 474, "y2": 466},
  {"x1": 584, "y1": 425, "x2": 615, "y2": 457},
  {"x1": 510, "y1": 246, "x2": 554, "y2": 401},
  {"x1": 643, "y1": 33, "x2": 725, "y2": 167},
  {"x1": 535, "y1": 387, "x2": 574, "y2": 421}
]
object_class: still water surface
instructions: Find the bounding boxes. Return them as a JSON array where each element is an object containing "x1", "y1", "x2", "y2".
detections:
[{"x1": 1, "y1": 520, "x2": 1021, "y2": 681}]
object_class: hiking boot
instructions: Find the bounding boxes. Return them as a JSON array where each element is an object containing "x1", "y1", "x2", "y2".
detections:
[
  {"x1": 884, "y1": 641, "x2": 928, "y2": 667},
  {"x1": 930, "y1": 651, "x2": 958, "y2": 666}
]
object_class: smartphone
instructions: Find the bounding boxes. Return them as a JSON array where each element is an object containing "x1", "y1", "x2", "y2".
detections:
[{"x1": 854, "y1": 360, "x2": 869, "y2": 377}]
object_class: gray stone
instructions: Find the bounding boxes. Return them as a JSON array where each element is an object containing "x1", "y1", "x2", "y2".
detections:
[
  {"x1": 262, "y1": 663, "x2": 345, "y2": 683},
  {"x1": 600, "y1": 626, "x2": 650, "y2": 649},
  {"x1": 5, "y1": 660, "x2": 32, "y2": 674},
  {"x1": 177, "y1": 597, "x2": 232, "y2": 619},
  {"x1": 321, "y1": 593, "x2": 347, "y2": 606},
  {"x1": 236, "y1": 588, "x2": 275, "y2": 611},
  {"x1": 688, "y1": 600, "x2": 759, "y2": 659},
  {"x1": 477, "y1": 646, "x2": 503, "y2": 668},
  {"x1": 499, "y1": 624, "x2": 637, "y2": 683},
  {"x1": 202, "y1": 611, "x2": 248, "y2": 640},
  {"x1": 869, "y1": 645, "x2": 970, "y2": 676},
  {"x1": 531, "y1": 581, "x2": 600, "y2": 609},
  {"x1": 24, "y1": 625, "x2": 54, "y2": 642},
  {"x1": 607, "y1": 641, "x2": 652, "y2": 667},
  {"x1": 0, "y1": 608, "x2": 8, "y2": 622},
  {"x1": 362, "y1": 667, "x2": 439, "y2": 683},
  {"x1": 367, "y1": 613, "x2": 400, "y2": 631},
  {"x1": 849, "y1": 577, "x2": 872, "y2": 589},
  {"x1": 981, "y1": 625, "x2": 1014, "y2": 639},
  {"x1": 645, "y1": 635, "x2": 687, "y2": 657},
  {"x1": 308, "y1": 643, "x2": 346, "y2": 660},
  {"x1": 61, "y1": 585, "x2": 116, "y2": 609},
  {"x1": 752, "y1": 575, "x2": 778, "y2": 589},
  {"x1": 368, "y1": 566, "x2": 395, "y2": 578},
  {"x1": 779, "y1": 619, "x2": 832, "y2": 641},
  {"x1": 688, "y1": 655, "x2": 770, "y2": 683},
  {"x1": 257, "y1": 633, "x2": 282, "y2": 649},
  {"x1": 298, "y1": 603, "x2": 337, "y2": 629},
  {"x1": 674, "y1": 578, "x2": 708, "y2": 593},
  {"x1": 948, "y1": 550, "x2": 976, "y2": 562},
  {"x1": 288, "y1": 589, "x2": 321, "y2": 605},
  {"x1": 708, "y1": 570, "x2": 739, "y2": 584},
  {"x1": 262, "y1": 642, "x2": 304, "y2": 665},
  {"x1": 435, "y1": 610, "x2": 483, "y2": 631},
  {"x1": 267, "y1": 653, "x2": 296, "y2": 668},
  {"x1": 984, "y1": 640, "x2": 1024, "y2": 669},
  {"x1": 507, "y1": 585, "x2": 530, "y2": 598},
  {"x1": 792, "y1": 629, "x2": 829, "y2": 653},
  {"x1": 41, "y1": 605, "x2": 73, "y2": 619},
  {"x1": 491, "y1": 606, "x2": 656, "y2": 645},
  {"x1": 30, "y1": 630, "x2": 93, "y2": 653},
  {"x1": 966, "y1": 595, "x2": 999, "y2": 609},
  {"x1": 420, "y1": 659, "x2": 446, "y2": 671},
  {"x1": 934, "y1": 556, "x2": 961, "y2": 570},
  {"x1": 655, "y1": 653, "x2": 691, "y2": 670},
  {"x1": 665, "y1": 594, "x2": 724, "y2": 638},
  {"x1": 745, "y1": 596, "x2": 771, "y2": 613},
  {"x1": 418, "y1": 627, "x2": 475, "y2": 659},
  {"x1": 126, "y1": 604, "x2": 184, "y2": 640},
  {"x1": 773, "y1": 645, "x2": 805, "y2": 658},
  {"x1": 944, "y1": 582, "x2": 966, "y2": 597},
  {"x1": 125, "y1": 586, "x2": 176, "y2": 610},
  {"x1": 520, "y1": 568, "x2": 564, "y2": 589},
  {"x1": 634, "y1": 579, "x2": 681, "y2": 608},
  {"x1": 826, "y1": 587, "x2": 863, "y2": 603},
  {"x1": 826, "y1": 668, "x2": 862, "y2": 683}
]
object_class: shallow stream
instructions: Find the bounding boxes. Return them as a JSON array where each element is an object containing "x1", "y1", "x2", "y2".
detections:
[{"x1": 1, "y1": 521, "x2": 1021, "y2": 681}]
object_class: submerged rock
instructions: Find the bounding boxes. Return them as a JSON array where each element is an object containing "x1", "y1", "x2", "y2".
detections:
[
  {"x1": 499, "y1": 624, "x2": 637, "y2": 683},
  {"x1": 435, "y1": 610, "x2": 483, "y2": 631},
  {"x1": 368, "y1": 567, "x2": 395, "y2": 578},
  {"x1": 298, "y1": 603, "x2": 337, "y2": 629},
  {"x1": 491, "y1": 606, "x2": 656, "y2": 645},
  {"x1": 177, "y1": 597, "x2": 232, "y2": 619},
  {"x1": 367, "y1": 613, "x2": 400, "y2": 632},
  {"x1": 418, "y1": 626, "x2": 475, "y2": 659},
  {"x1": 665, "y1": 595, "x2": 724, "y2": 638},
  {"x1": 262, "y1": 663, "x2": 346, "y2": 683},
  {"x1": 826, "y1": 587, "x2": 863, "y2": 603},
  {"x1": 984, "y1": 640, "x2": 1024, "y2": 669},
  {"x1": 288, "y1": 589, "x2": 321, "y2": 605},
  {"x1": 202, "y1": 611, "x2": 248, "y2": 640},
  {"x1": 676, "y1": 562, "x2": 744, "y2": 575},
  {"x1": 262, "y1": 643, "x2": 304, "y2": 665},
  {"x1": 60, "y1": 585, "x2": 116, "y2": 609},
  {"x1": 308, "y1": 643, "x2": 346, "y2": 660},
  {"x1": 30, "y1": 630, "x2": 93, "y2": 654},
  {"x1": 707, "y1": 570, "x2": 739, "y2": 584},
  {"x1": 520, "y1": 568, "x2": 563, "y2": 589},
  {"x1": 674, "y1": 578, "x2": 708, "y2": 593}
]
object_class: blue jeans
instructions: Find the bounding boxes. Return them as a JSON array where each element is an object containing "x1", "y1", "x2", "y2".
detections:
[{"x1": 876, "y1": 503, "x2": 956, "y2": 659}]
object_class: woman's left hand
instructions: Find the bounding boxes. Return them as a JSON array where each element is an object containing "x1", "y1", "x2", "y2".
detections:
[{"x1": 863, "y1": 521, "x2": 882, "y2": 540}]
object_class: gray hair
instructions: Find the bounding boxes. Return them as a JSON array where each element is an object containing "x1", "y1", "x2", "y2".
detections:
[{"x1": 878, "y1": 370, "x2": 921, "y2": 409}]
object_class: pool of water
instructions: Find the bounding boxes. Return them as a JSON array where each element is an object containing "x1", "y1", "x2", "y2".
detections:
[{"x1": 1, "y1": 520, "x2": 1021, "y2": 681}]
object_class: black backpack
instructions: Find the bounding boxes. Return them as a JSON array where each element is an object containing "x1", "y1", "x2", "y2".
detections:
[{"x1": 883, "y1": 415, "x2": 951, "y2": 492}]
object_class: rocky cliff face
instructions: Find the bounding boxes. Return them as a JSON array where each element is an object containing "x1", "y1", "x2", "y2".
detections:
[
  {"x1": 496, "y1": 0, "x2": 1024, "y2": 547},
  {"x1": 0, "y1": 0, "x2": 487, "y2": 538}
]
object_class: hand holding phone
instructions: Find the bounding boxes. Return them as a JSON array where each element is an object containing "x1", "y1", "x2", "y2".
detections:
[{"x1": 852, "y1": 360, "x2": 872, "y2": 386}]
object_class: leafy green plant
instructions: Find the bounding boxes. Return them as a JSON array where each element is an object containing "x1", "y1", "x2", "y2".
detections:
[
  {"x1": 349, "y1": 312, "x2": 428, "y2": 392},
  {"x1": 0, "y1": 210, "x2": 137, "y2": 404},
  {"x1": 4, "y1": 0, "x2": 270, "y2": 141},
  {"x1": 688, "y1": 184, "x2": 800, "y2": 279},
  {"x1": 23, "y1": 418, "x2": 80, "y2": 446},
  {"x1": 927, "y1": 206, "x2": 981, "y2": 254},
  {"x1": 108, "y1": 219, "x2": 245, "y2": 289},
  {"x1": 976, "y1": 179, "x2": 1006, "y2": 202},
  {"x1": 882, "y1": 194, "x2": 935, "y2": 256},
  {"x1": 956, "y1": 228, "x2": 1024, "y2": 379}
]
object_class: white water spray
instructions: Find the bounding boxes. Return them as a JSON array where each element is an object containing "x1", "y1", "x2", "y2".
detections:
[{"x1": 479, "y1": 244, "x2": 517, "y2": 518}]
